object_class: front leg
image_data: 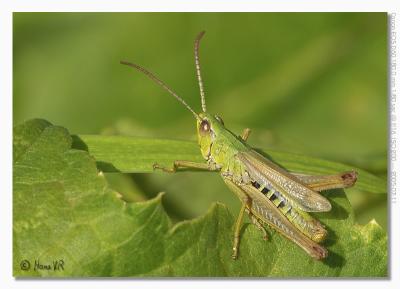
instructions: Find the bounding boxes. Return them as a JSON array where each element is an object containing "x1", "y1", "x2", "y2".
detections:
[{"x1": 153, "y1": 160, "x2": 217, "y2": 173}]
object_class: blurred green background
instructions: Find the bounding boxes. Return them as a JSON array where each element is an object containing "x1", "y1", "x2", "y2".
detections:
[{"x1": 13, "y1": 13, "x2": 387, "y2": 228}]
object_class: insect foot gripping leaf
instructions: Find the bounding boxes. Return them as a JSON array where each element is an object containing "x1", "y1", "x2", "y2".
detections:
[{"x1": 13, "y1": 119, "x2": 387, "y2": 277}]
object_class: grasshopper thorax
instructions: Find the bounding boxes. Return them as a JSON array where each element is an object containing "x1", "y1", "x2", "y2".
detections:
[{"x1": 197, "y1": 112, "x2": 225, "y2": 160}]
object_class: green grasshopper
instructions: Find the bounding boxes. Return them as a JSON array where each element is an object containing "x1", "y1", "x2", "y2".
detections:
[{"x1": 121, "y1": 31, "x2": 358, "y2": 260}]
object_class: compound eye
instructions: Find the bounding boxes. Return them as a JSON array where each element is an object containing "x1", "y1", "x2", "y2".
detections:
[
  {"x1": 215, "y1": 115, "x2": 224, "y2": 125},
  {"x1": 200, "y1": 119, "x2": 211, "y2": 134}
]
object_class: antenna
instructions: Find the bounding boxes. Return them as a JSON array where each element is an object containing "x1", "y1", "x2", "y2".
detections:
[
  {"x1": 194, "y1": 31, "x2": 207, "y2": 112},
  {"x1": 120, "y1": 60, "x2": 200, "y2": 120}
]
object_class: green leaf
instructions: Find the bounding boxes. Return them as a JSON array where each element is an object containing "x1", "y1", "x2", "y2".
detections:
[
  {"x1": 78, "y1": 134, "x2": 386, "y2": 195},
  {"x1": 14, "y1": 119, "x2": 387, "y2": 277}
]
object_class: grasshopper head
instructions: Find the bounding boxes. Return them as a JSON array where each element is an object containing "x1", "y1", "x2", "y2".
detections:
[
  {"x1": 197, "y1": 112, "x2": 225, "y2": 159},
  {"x1": 121, "y1": 31, "x2": 220, "y2": 162}
]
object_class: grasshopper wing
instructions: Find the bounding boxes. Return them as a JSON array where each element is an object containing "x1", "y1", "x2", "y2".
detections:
[{"x1": 236, "y1": 150, "x2": 331, "y2": 212}]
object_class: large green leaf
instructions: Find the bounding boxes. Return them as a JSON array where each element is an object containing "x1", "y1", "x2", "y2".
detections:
[{"x1": 13, "y1": 119, "x2": 387, "y2": 277}]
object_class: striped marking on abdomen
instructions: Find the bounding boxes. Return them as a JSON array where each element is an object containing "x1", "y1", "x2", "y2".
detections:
[{"x1": 251, "y1": 181, "x2": 291, "y2": 213}]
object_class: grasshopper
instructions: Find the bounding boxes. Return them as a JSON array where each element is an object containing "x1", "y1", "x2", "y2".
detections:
[{"x1": 121, "y1": 31, "x2": 358, "y2": 260}]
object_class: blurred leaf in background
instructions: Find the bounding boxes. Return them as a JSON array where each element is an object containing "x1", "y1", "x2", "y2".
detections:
[{"x1": 13, "y1": 13, "x2": 387, "y2": 227}]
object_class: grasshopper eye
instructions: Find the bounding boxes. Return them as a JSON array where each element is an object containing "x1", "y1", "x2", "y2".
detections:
[
  {"x1": 200, "y1": 119, "x2": 211, "y2": 134},
  {"x1": 215, "y1": 115, "x2": 224, "y2": 125}
]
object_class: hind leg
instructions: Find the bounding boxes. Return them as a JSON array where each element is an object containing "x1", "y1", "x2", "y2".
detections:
[{"x1": 246, "y1": 209, "x2": 268, "y2": 241}]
